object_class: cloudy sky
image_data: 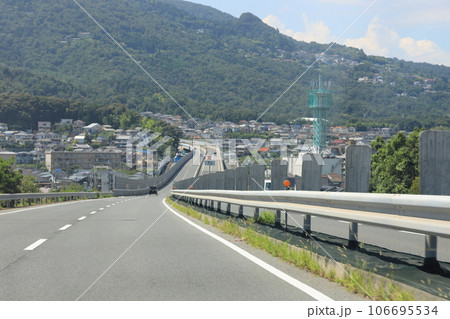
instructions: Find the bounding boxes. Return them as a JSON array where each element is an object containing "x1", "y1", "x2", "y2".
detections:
[{"x1": 189, "y1": 0, "x2": 450, "y2": 67}]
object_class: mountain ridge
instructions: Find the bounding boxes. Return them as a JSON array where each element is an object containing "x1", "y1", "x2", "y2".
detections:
[{"x1": 0, "y1": 0, "x2": 449, "y2": 129}]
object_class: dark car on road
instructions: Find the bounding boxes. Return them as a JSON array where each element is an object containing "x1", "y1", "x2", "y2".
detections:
[{"x1": 149, "y1": 186, "x2": 158, "y2": 195}]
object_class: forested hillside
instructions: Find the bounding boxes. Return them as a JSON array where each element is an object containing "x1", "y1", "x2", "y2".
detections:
[{"x1": 0, "y1": 0, "x2": 449, "y2": 129}]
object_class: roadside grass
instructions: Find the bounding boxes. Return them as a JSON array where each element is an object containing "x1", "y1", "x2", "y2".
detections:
[
  {"x1": 166, "y1": 196, "x2": 421, "y2": 301},
  {"x1": 257, "y1": 210, "x2": 276, "y2": 225}
]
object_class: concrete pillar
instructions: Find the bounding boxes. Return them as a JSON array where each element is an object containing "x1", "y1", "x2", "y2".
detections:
[
  {"x1": 249, "y1": 164, "x2": 265, "y2": 190},
  {"x1": 420, "y1": 130, "x2": 450, "y2": 195},
  {"x1": 224, "y1": 170, "x2": 236, "y2": 190},
  {"x1": 300, "y1": 153, "x2": 323, "y2": 191},
  {"x1": 345, "y1": 145, "x2": 371, "y2": 193},
  {"x1": 271, "y1": 160, "x2": 288, "y2": 190},
  {"x1": 235, "y1": 167, "x2": 249, "y2": 191}
]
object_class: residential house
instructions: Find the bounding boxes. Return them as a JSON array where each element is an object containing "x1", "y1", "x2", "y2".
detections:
[
  {"x1": 0, "y1": 151, "x2": 17, "y2": 165},
  {"x1": 10, "y1": 131, "x2": 34, "y2": 142},
  {"x1": 45, "y1": 149, "x2": 122, "y2": 172},
  {"x1": 0, "y1": 123, "x2": 8, "y2": 132},
  {"x1": 73, "y1": 135, "x2": 86, "y2": 144},
  {"x1": 38, "y1": 121, "x2": 51, "y2": 132},
  {"x1": 83, "y1": 123, "x2": 102, "y2": 135}
]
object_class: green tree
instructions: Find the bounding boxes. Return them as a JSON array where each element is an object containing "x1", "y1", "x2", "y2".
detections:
[
  {"x1": 19, "y1": 175, "x2": 40, "y2": 193},
  {"x1": 0, "y1": 158, "x2": 22, "y2": 193},
  {"x1": 370, "y1": 129, "x2": 422, "y2": 194}
]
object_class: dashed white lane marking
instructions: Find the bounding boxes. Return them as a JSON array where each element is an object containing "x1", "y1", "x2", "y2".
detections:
[
  {"x1": 90, "y1": 211, "x2": 97, "y2": 215},
  {"x1": 163, "y1": 199, "x2": 333, "y2": 301},
  {"x1": 59, "y1": 224, "x2": 72, "y2": 231},
  {"x1": 106, "y1": 205, "x2": 111, "y2": 208},
  {"x1": 24, "y1": 239, "x2": 47, "y2": 251},
  {"x1": 78, "y1": 216, "x2": 87, "y2": 221},
  {"x1": 98, "y1": 208, "x2": 104, "y2": 211}
]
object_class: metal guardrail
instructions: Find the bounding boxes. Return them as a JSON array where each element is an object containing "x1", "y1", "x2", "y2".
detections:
[
  {"x1": 0, "y1": 192, "x2": 98, "y2": 208},
  {"x1": 171, "y1": 189, "x2": 450, "y2": 270}
]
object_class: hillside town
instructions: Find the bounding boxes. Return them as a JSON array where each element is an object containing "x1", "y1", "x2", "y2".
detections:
[{"x1": 0, "y1": 111, "x2": 401, "y2": 191}]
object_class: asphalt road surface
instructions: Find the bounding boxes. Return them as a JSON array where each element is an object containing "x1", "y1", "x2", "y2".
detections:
[{"x1": 0, "y1": 159, "x2": 364, "y2": 301}]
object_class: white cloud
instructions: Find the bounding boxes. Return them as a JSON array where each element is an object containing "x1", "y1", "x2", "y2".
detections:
[
  {"x1": 263, "y1": 14, "x2": 334, "y2": 44},
  {"x1": 263, "y1": 13, "x2": 450, "y2": 66},
  {"x1": 343, "y1": 18, "x2": 450, "y2": 66}
]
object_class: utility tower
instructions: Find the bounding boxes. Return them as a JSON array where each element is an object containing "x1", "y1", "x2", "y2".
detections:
[{"x1": 309, "y1": 75, "x2": 332, "y2": 153}]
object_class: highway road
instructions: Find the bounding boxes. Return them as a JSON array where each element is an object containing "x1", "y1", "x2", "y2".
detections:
[{"x1": 0, "y1": 157, "x2": 363, "y2": 301}]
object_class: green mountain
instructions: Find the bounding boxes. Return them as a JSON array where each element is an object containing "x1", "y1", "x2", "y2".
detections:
[{"x1": 0, "y1": 0, "x2": 449, "y2": 129}]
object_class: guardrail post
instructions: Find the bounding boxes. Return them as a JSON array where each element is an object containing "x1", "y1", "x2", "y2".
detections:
[
  {"x1": 217, "y1": 202, "x2": 221, "y2": 213},
  {"x1": 348, "y1": 222, "x2": 358, "y2": 249},
  {"x1": 424, "y1": 235, "x2": 440, "y2": 272},
  {"x1": 226, "y1": 203, "x2": 231, "y2": 215},
  {"x1": 303, "y1": 214, "x2": 311, "y2": 236},
  {"x1": 275, "y1": 210, "x2": 281, "y2": 227},
  {"x1": 238, "y1": 205, "x2": 244, "y2": 217},
  {"x1": 284, "y1": 210, "x2": 288, "y2": 231},
  {"x1": 253, "y1": 207, "x2": 260, "y2": 220}
]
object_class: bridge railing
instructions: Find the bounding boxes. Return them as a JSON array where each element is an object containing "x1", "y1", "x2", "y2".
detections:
[
  {"x1": 0, "y1": 192, "x2": 98, "y2": 208},
  {"x1": 171, "y1": 189, "x2": 450, "y2": 270}
]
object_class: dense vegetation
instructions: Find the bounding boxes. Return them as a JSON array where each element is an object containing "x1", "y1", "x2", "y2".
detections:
[
  {"x1": 0, "y1": 0, "x2": 449, "y2": 128},
  {"x1": 370, "y1": 130, "x2": 421, "y2": 194}
]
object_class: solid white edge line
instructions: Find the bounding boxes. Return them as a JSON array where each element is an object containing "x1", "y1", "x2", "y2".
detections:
[
  {"x1": 163, "y1": 199, "x2": 333, "y2": 301},
  {"x1": 78, "y1": 216, "x2": 87, "y2": 221},
  {"x1": 59, "y1": 224, "x2": 72, "y2": 231},
  {"x1": 24, "y1": 239, "x2": 47, "y2": 251}
]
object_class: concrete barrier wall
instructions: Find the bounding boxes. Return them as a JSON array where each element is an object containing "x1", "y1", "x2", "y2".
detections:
[
  {"x1": 271, "y1": 160, "x2": 287, "y2": 190},
  {"x1": 345, "y1": 145, "x2": 371, "y2": 193},
  {"x1": 249, "y1": 164, "x2": 265, "y2": 190},
  {"x1": 420, "y1": 130, "x2": 450, "y2": 195},
  {"x1": 224, "y1": 169, "x2": 236, "y2": 190},
  {"x1": 235, "y1": 167, "x2": 249, "y2": 191}
]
